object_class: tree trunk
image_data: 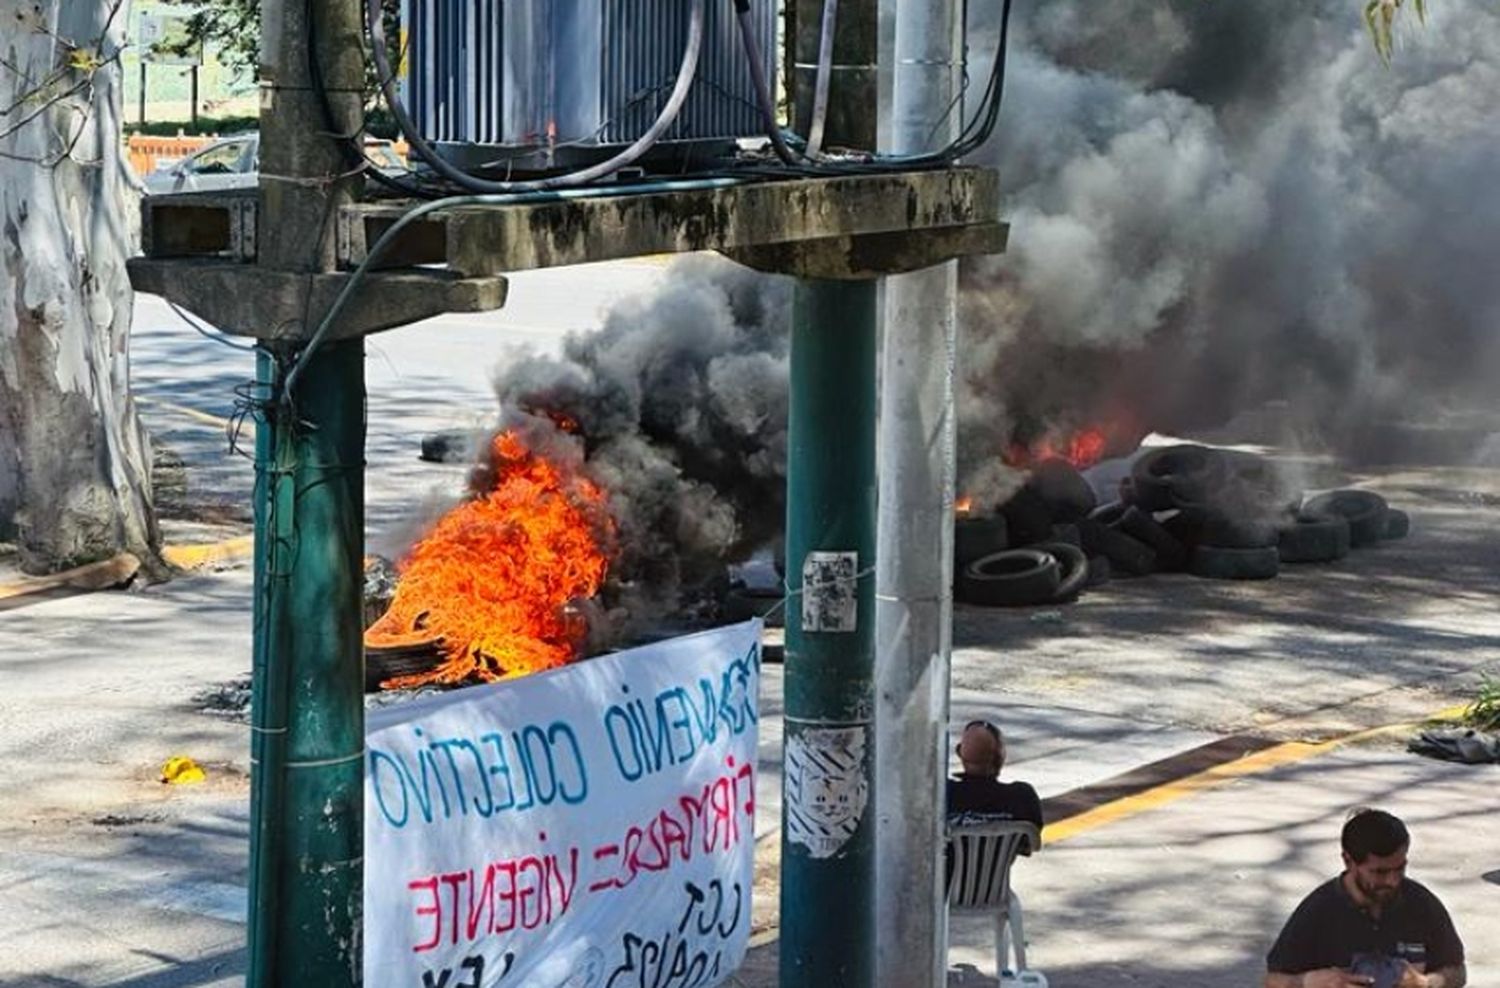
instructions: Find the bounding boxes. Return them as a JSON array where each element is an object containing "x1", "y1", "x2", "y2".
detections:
[{"x1": 0, "y1": 0, "x2": 158, "y2": 573}]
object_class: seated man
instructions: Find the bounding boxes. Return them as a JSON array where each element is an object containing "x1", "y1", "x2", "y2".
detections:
[
  {"x1": 1264, "y1": 808, "x2": 1466, "y2": 988},
  {"x1": 947, "y1": 719, "x2": 1043, "y2": 828}
]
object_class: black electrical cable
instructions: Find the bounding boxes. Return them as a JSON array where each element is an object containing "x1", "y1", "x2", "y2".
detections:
[
  {"x1": 733, "y1": 0, "x2": 803, "y2": 166},
  {"x1": 734, "y1": 0, "x2": 1013, "y2": 176},
  {"x1": 305, "y1": 0, "x2": 441, "y2": 199}
]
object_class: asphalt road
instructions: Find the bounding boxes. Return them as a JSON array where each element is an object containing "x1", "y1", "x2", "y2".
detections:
[{"x1": 2, "y1": 270, "x2": 1498, "y2": 986}]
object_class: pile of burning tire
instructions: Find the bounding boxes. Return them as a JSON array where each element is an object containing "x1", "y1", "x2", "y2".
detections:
[{"x1": 956, "y1": 445, "x2": 1410, "y2": 608}]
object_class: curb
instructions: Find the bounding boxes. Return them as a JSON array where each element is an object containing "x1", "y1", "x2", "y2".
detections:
[
  {"x1": 162, "y1": 535, "x2": 255, "y2": 571},
  {"x1": 0, "y1": 553, "x2": 142, "y2": 603}
]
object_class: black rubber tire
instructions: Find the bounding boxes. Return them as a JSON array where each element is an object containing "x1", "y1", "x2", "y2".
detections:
[
  {"x1": 1077, "y1": 518, "x2": 1157, "y2": 576},
  {"x1": 1198, "y1": 511, "x2": 1280, "y2": 549},
  {"x1": 1158, "y1": 509, "x2": 1205, "y2": 549},
  {"x1": 1085, "y1": 555, "x2": 1112, "y2": 587},
  {"x1": 1303, "y1": 490, "x2": 1390, "y2": 548},
  {"x1": 957, "y1": 550, "x2": 1062, "y2": 607},
  {"x1": 1049, "y1": 522, "x2": 1082, "y2": 548},
  {"x1": 419, "y1": 430, "x2": 478, "y2": 464},
  {"x1": 1034, "y1": 542, "x2": 1089, "y2": 602},
  {"x1": 1131, "y1": 445, "x2": 1228, "y2": 512},
  {"x1": 1088, "y1": 501, "x2": 1129, "y2": 527},
  {"x1": 1278, "y1": 513, "x2": 1351, "y2": 563},
  {"x1": 1384, "y1": 508, "x2": 1411, "y2": 540},
  {"x1": 1117, "y1": 506, "x2": 1190, "y2": 571},
  {"x1": 1025, "y1": 458, "x2": 1098, "y2": 523},
  {"x1": 955, "y1": 515, "x2": 1010, "y2": 570},
  {"x1": 1190, "y1": 544, "x2": 1281, "y2": 580},
  {"x1": 1001, "y1": 486, "x2": 1055, "y2": 547}
]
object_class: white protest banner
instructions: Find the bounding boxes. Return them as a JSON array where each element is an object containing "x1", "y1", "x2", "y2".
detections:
[{"x1": 365, "y1": 620, "x2": 762, "y2": 988}]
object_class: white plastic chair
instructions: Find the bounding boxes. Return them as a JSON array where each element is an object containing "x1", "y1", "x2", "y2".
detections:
[{"x1": 945, "y1": 818, "x2": 1042, "y2": 981}]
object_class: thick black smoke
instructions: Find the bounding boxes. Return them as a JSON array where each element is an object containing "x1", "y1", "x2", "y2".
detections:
[
  {"x1": 959, "y1": 0, "x2": 1500, "y2": 495},
  {"x1": 493, "y1": 1, "x2": 1499, "y2": 620},
  {"x1": 493, "y1": 257, "x2": 792, "y2": 634}
]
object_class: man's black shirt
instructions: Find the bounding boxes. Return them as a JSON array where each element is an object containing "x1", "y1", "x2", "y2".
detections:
[
  {"x1": 1267, "y1": 876, "x2": 1464, "y2": 973},
  {"x1": 945, "y1": 774, "x2": 1043, "y2": 827}
]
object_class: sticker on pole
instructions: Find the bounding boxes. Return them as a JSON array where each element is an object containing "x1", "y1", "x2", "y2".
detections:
[
  {"x1": 784, "y1": 725, "x2": 868, "y2": 859},
  {"x1": 364, "y1": 621, "x2": 761, "y2": 988},
  {"x1": 800, "y1": 551, "x2": 859, "y2": 632}
]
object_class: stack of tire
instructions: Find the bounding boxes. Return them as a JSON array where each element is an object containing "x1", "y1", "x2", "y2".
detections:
[
  {"x1": 954, "y1": 459, "x2": 1101, "y2": 607},
  {"x1": 1095, "y1": 444, "x2": 1409, "y2": 583},
  {"x1": 954, "y1": 446, "x2": 1412, "y2": 607}
]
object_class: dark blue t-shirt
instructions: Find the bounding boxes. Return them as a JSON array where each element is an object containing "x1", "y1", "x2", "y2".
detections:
[{"x1": 1267, "y1": 876, "x2": 1464, "y2": 974}]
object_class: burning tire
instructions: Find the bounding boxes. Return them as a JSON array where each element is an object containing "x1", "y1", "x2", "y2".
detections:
[
  {"x1": 1078, "y1": 517, "x2": 1158, "y2": 576},
  {"x1": 955, "y1": 515, "x2": 1010, "y2": 570},
  {"x1": 957, "y1": 549, "x2": 1062, "y2": 607},
  {"x1": 1034, "y1": 542, "x2": 1089, "y2": 602},
  {"x1": 1384, "y1": 508, "x2": 1411, "y2": 540},
  {"x1": 1116, "y1": 505, "x2": 1190, "y2": 571},
  {"x1": 1189, "y1": 544, "x2": 1280, "y2": 581},
  {"x1": 1303, "y1": 490, "x2": 1390, "y2": 547},
  {"x1": 1025, "y1": 458, "x2": 1098, "y2": 523},
  {"x1": 1131, "y1": 445, "x2": 1228, "y2": 512},
  {"x1": 1278, "y1": 513, "x2": 1351, "y2": 564}
]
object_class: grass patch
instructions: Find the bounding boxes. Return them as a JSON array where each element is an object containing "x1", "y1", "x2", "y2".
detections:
[{"x1": 1461, "y1": 676, "x2": 1500, "y2": 733}]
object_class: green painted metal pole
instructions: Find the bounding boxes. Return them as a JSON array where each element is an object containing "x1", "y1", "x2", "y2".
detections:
[
  {"x1": 248, "y1": 343, "x2": 367, "y2": 985},
  {"x1": 247, "y1": 0, "x2": 366, "y2": 980},
  {"x1": 780, "y1": 279, "x2": 878, "y2": 986}
]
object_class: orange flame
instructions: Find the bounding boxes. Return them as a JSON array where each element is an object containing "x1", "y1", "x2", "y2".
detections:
[
  {"x1": 364, "y1": 430, "x2": 614, "y2": 688},
  {"x1": 1005, "y1": 427, "x2": 1109, "y2": 470},
  {"x1": 955, "y1": 495, "x2": 974, "y2": 516}
]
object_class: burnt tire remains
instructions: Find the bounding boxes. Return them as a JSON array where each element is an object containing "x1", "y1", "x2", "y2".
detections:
[
  {"x1": 957, "y1": 549, "x2": 1062, "y2": 607},
  {"x1": 1384, "y1": 508, "x2": 1411, "y2": 540},
  {"x1": 1278, "y1": 513, "x2": 1351, "y2": 564},
  {"x1": 1303, "y1": 490, "x2": 1390, "y2": 548},
  {"x1": 1189, "y1": 544, "x2": 1281, "y2": 581}
]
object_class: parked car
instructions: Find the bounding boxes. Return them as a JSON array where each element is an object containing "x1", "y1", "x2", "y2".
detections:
[{"x1": 142, "y1": 133, "x2": 408, "y2": 195}]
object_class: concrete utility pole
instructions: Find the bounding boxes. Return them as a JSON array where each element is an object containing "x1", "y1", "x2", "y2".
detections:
[
  {"x1": 780, "y1": 3, "x2": 881, "y2": 986},
  {"x1": 874, "y1": 0, "x2": 965, "y2": 984},
  {"x1": 247, "y1": 1, "x2": 367, "y2": 984}
]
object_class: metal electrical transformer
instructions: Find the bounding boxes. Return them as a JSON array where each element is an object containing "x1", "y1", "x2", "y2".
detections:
[{"x1": 401, "y1": 0, "x2": 776, "y2": 172}]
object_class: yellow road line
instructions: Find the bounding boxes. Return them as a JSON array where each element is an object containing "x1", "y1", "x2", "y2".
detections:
[
  {"x1": 1042, "y1": 704, "x2": 1471, "y2": 846},
  {"x1": 162, "y1": 535, "x2": 255, "y2": 570},
  {"x1": 136, "y1": 396, "x2": 232, "y2": 431}
]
